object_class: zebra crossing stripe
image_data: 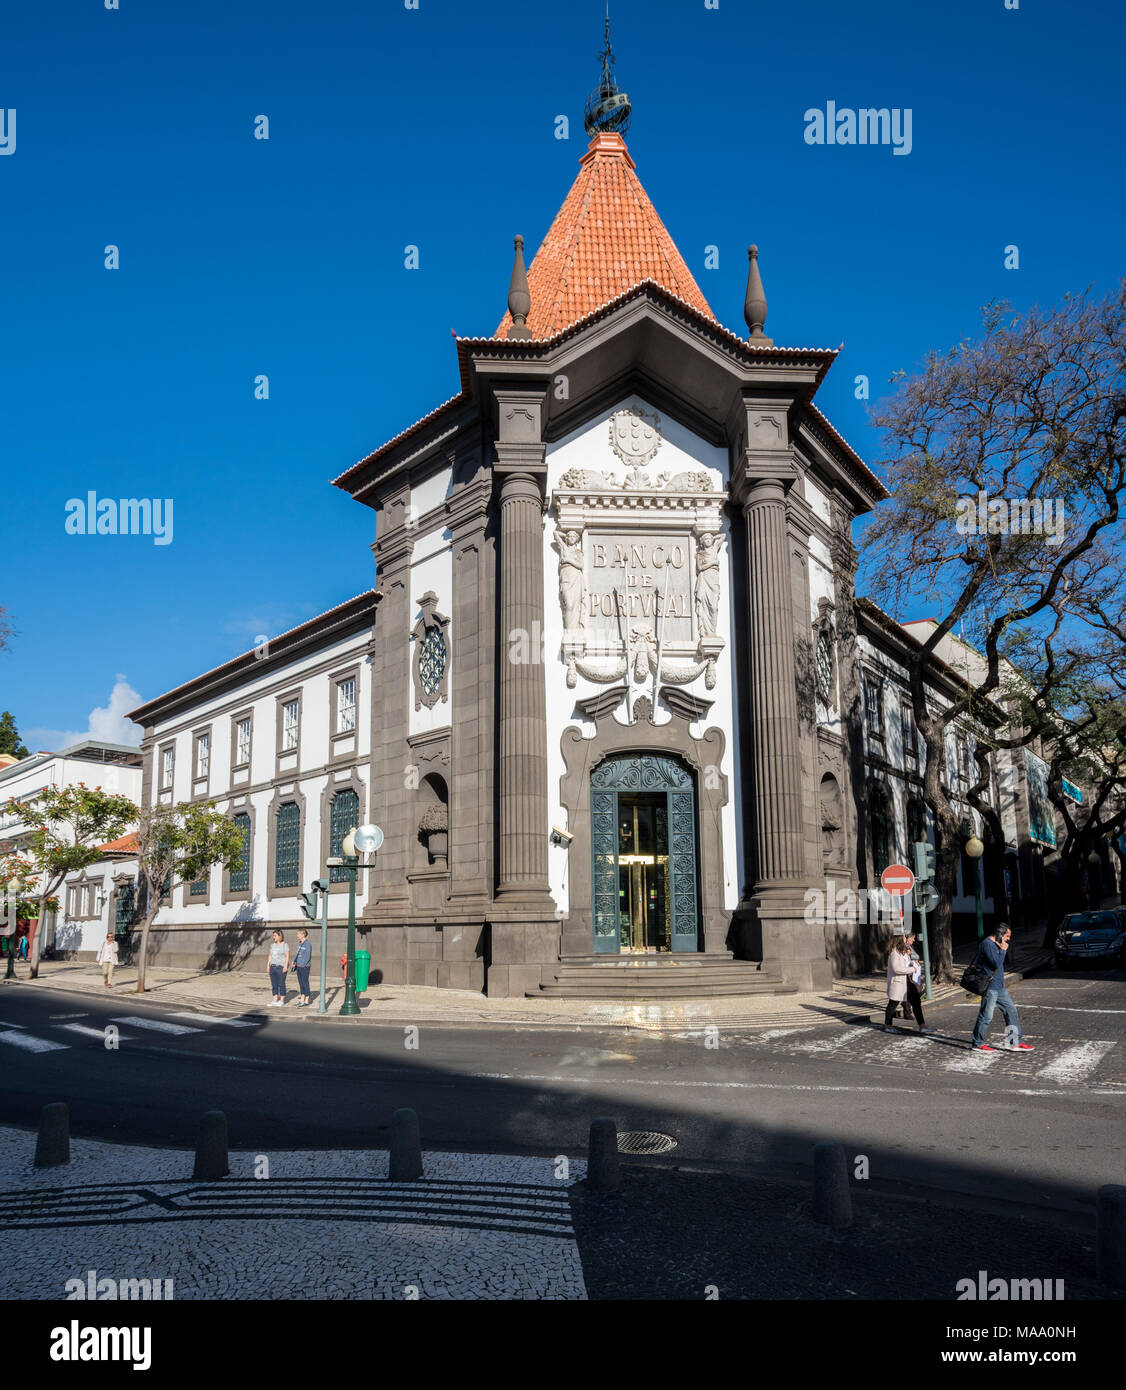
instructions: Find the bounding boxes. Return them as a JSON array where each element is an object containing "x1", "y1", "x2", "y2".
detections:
[
  {"x1": 170, "y1": 1012, "x2": 259, "y2": 1029},
  {"x1": 1035, "y1": 1042, "x2": 1117, "y2": 1083},
  {"x1": 0, "y1": 1030, "x2": 69, "y2": 1053},
  {"x1": 110, "y1": 1016, "x2": 202, "y2": 1036},
  {"x1": 790, "y1": 1029, "x2": 869, "y2": 1056},
  {"x1": 59, "y1": 1023, "x2": 126, "y2": 1041},
  {"x1": 941, "y1": 1047, "x2": 1001, "y2": 1073}
]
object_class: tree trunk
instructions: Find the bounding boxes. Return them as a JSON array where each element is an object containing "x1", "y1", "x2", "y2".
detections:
[
  {"x1": 28, "y1": 893, "x2": 48, "y2": 979},
  {"x1": 136, "y1": 888, "x2": 158, "y2": 993}
]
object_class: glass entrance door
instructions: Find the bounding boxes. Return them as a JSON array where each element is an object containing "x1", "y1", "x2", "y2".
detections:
[
  {"x1": 617, "y1": 793, "x2": 670, "y2": 951},
  {"x1": 590, "y1": 754, "x2": 700, "y2": 955}
]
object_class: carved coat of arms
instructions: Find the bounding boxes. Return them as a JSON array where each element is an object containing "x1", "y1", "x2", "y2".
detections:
[{"x1": 609, "y1": 407, "x2": 662, "y2": 473}]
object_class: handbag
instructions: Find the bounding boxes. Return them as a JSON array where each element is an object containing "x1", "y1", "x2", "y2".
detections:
[{"x1": 960, "y1": 954, "x2": 993, "y2": 996}]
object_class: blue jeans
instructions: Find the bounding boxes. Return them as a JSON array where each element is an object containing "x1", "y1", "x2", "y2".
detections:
[
  {"x1": 296, "y1": 965, "x2": 310, "y2": 996},
  {"x1": 269, "y1": 964, "x2": 286, "y2": 997},
  {"x1": 972, "y1": 985, "x2": 1021, "y2": 1046}
]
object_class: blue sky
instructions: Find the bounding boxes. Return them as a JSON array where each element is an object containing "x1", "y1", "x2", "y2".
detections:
[{"x1": 1, "y1": 0, "x2": 1122, "y2": 749}]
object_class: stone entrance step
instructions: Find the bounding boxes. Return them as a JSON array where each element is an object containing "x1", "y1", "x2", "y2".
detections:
[{"x1": 530, "y1": 955, "x2": 797, "y2": 1000}]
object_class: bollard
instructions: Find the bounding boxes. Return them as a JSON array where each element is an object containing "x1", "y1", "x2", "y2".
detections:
[
  {"x1": 389, "y1": 1107, "x2": 423, "y2": 1181},
  {"x1": 1097, "y1": 1184, "x2": 1126, "y2": 1290},
  {"x1": 586, "y1": 1117, "x2": 620, "y2": 1192},
  {"x1": 812, "y1": 1140, "x2": 852, "y2": 1227},
  {"x1": 34, "y1": 1102, "x2": 70, "y2": 1168},
  {"x1": 193, "y1": 1110, "x2": 229, "y2": 1181}
]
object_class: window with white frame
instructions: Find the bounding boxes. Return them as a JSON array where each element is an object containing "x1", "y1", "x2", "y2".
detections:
[
  {"x1": 235, "y1": 717, "x2": 251, "y2": 767},
  {"x1": 282, "y1": 700, "x2": 299, "y2": 752},
  {"x1": 336, "y1": 677, "x2": 356, "y2": 733},
  {"x1": 901, "y1": 702, "x2": 917, "y2": 767},
  {"x1": 161, "y1": 746, "x2": 174, "y2": 789},
  {"x1": 196, "y1": 732, "x2": 210, "y2": 780},
  {"x1": 863, "y1": 674, "x2": 884, "y2": 742}
]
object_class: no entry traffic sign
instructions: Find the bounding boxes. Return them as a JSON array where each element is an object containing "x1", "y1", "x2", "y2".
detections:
[{"x1": 881, "y1": 863, "x2": 915, "y2": 897}]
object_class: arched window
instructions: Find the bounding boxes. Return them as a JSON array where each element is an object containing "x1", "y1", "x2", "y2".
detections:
[
  {"x1": 329, "y1": 788, "x2": 360, "y2": 883},
  {"x1": 274, "y1": 802, "x2": 300, "y2": 889}
]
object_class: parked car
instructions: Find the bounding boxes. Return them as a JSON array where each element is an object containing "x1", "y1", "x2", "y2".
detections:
[{"x1": 1053, "y1": 910, "x2": 1126, "y2": 968}]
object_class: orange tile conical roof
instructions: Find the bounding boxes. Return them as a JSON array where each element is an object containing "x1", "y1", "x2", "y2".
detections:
[{"x1": 495, "y1": 132, "x2": 715, "y2": 340}]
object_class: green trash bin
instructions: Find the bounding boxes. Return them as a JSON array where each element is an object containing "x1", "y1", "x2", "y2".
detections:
[{"x1": 354, "y1": 950, "x2": 371, "y2": 993}]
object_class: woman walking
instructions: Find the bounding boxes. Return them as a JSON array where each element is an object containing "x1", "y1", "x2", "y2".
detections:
[
  {"x1": 884, "y1": 928, "x2": 935, "y2": 1034},
  {"x1": 292, "y1": 928, "x2": 313, "y2": 1007},
  {"x1": 268, "y1": 930, "x2": 289, "y2": 1007},
  {"x1": 97, "y1": 932, "x2": 119, "y2": 989}
]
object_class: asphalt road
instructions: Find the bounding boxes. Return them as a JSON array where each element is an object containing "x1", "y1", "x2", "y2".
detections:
[{"x1": 1, "y1": 964, "x2": 1123, "y2": 1215}]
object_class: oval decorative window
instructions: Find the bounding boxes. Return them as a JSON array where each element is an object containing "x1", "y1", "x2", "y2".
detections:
[{"x1": 419, "y1": 626, "x2": 447, "y2": 698}]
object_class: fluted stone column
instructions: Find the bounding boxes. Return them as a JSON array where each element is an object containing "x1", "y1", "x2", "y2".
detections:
[
  {"x1": 496, "y1": 469, "x2": 551, "y2": 898},
  {"x1": 744, "y1": 477, "x2": 806, "y2": 883},
  {"x1": 734, "y1": 397, "x2": 830, "y2": 990},
  {"x1": 488, "y1": 386, "x2": 558, "y2": 996}
]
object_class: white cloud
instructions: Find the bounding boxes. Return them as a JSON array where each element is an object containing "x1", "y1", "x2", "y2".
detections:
[{"x1": 24, "y1": 675, "x2": 143, "y2": 752}]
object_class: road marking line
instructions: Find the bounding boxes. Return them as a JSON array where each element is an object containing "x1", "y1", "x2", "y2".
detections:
[
  {"x1": 0, "y1": 1030, "x2": 69, "y2": 1053},
  {"x1": 0, "y1": 1020, "x2": 26, "y2": 1029},
  {"x1": 1036, "y1": 1041, "x2": 1117, "y2": 1083},
  {"x1": 110, "y1": 1016, "x2": 202, "y2": 1036},
  {"x1": 170, "y1": 1012, "x2": 259, "y2": 1029},
  {"x1": 952, "y1": 1003, "x2": 1126, "y2": 1014}
]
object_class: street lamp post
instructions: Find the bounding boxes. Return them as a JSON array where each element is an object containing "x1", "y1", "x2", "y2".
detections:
[
  {"x1": 965, "y1": 833, "x2": 985, "y2": 941},
  {"x1": 331, "y1": 824, "x2": 383, "y2": 1018}
]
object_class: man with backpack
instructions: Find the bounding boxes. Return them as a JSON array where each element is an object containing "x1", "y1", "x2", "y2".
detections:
[{"x1": 970, "y1": 923, "x2": 1035, "y2": 1052}]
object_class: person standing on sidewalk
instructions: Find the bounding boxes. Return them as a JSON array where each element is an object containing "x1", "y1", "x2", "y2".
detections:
[
  {"x1": 971, "y1": 923, "x2": 1035, "y2": 1052},
  {"x1": 884, "y1": 928, "x2": 935, "y2": 1034},
  {"x1": 268, "y1": 930, "x2": 289, "y2": 1007},
  {"x1": 292, "y1": 928, "x2": 312, "y2": 1007},
  {"x1": 96, "y1": 932, "x2": 119, "y2": 989}
]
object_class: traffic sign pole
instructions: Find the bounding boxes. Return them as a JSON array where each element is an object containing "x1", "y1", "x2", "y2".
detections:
[{"x1": 318, "y1": 883, "x2": 329, "y2": 1016}]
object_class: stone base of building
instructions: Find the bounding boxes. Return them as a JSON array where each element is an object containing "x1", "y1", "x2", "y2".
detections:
[{"x1": 732, "y1": 885, "x2": 834, "y2": 992}]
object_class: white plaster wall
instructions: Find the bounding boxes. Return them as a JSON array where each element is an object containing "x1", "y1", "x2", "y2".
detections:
[
  {"x1": 408, "y1": 530, "x2": 454, "y2": 738},
  {"x1": 542, "y1": 394, "x2": 741, "y2": 914},
  {"x1": 410, "y1": 465, "x2": 452, "y2": 524},
  {"x1": 804, "y1": 474, "x2": 832, "y2": 525},
  {"x1": 146, "y1": 627, "x2": 373, "y2": 923}
]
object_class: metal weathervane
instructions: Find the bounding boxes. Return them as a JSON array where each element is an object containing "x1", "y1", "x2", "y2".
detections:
[{"x1": 584, "y1": 3, "x2": 631, "y2": 138}]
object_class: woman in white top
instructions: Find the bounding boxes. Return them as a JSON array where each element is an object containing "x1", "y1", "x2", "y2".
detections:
[
  {"x1": 97, "y1": 933, "x2": 119, "y2": 989},
  {"x1": 884, "y1": 929, "x2": 934, "y2": 1033},
  {"x1": 267, "y1": 931, "x2": 290, "y2": 1006}
]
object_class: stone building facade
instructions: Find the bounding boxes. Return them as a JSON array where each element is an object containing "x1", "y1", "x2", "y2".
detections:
[{"x1": 331, "y1": 130, "x2": 889, "y2": 995}]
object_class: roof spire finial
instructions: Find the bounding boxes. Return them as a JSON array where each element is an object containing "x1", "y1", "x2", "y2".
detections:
[
  {"x1": 506, "y1": 234, "x2": 532, "y2": 340},
  {"x1": 744, "y1": 244, "x2": 773, "y2": 345},
  {"x1": 584, "y1": 3, "x2": 631, "y2": 139}
]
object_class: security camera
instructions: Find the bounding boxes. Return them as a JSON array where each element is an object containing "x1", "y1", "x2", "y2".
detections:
[{"x1": 551, "y1": 824, "x2": 573, "y2": 844}]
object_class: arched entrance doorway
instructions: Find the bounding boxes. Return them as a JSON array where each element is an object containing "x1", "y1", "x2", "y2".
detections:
[{"x1": 590, "y1": 753, "x2": 699, "y2": 954}]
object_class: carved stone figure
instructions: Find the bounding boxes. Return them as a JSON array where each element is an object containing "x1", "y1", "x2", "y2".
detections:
[
  {"x1": 694, "y1": 533, "x2": 721, "y2": 637},
  {"x1": 556, "y1": 527, "x2": 586, "y2": 632}
]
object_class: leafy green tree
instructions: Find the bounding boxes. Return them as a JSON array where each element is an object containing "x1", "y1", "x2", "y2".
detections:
[
  {"x1": 0, "y1": 711, "x2": 30, "y2": 759},
  {"x1": 0, "y1": 851, "x2": 38, "y2": 950},
  {"x1": 4, "y1": 784, "x2": 138, "y2": 976},
  {"x1": 133, "y1": 801, "x2": 247, "y2": 992}
]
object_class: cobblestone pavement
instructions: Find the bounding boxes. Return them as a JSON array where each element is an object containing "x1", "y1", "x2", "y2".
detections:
[{"x1": 0, "y1": 1128, "x2": 587, "y2": 1300}]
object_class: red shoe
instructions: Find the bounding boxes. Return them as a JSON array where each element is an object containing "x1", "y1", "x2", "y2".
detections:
[
  {"x1": 974, "y1": 1044, "x2": 996, "y2": 1051},
  {"x1": 1012, "y1": 1042, "x2": 1035, "y2": 1051}
]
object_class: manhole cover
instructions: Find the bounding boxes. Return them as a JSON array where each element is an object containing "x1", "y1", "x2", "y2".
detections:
[{"x1": 617, "y1": 1131, "x2": 677, "y2": 1155}]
